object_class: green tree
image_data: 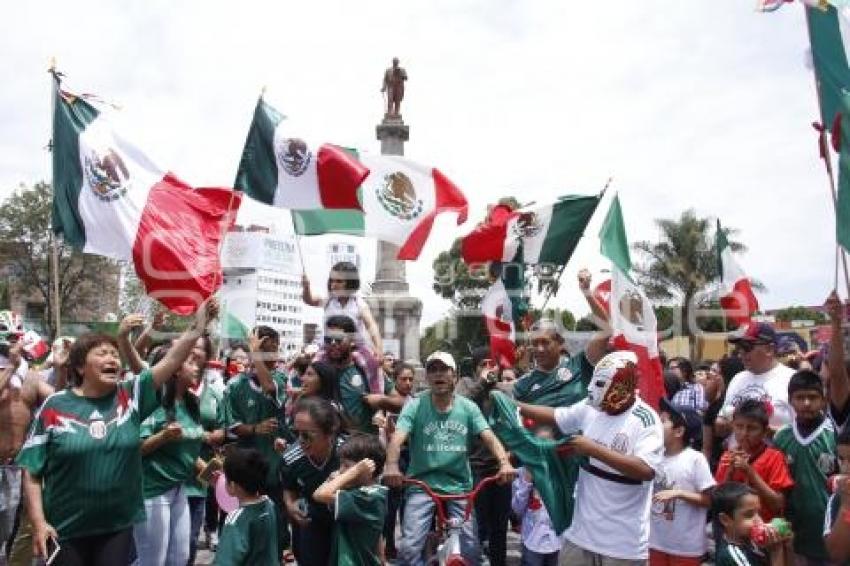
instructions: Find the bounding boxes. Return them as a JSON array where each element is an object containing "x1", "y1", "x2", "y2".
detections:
[
  {"x1": 773, "y1": 305, "x2": 826, "y2": 325},
  {"x1": 0, "y1": 182, "x2": 117, "y2": 339},
  {"x1": 632, "y1": 210, "x2": 760, "y2": 355}
]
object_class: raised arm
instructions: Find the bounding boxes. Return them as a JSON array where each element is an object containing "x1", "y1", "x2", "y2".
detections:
[
  {"x1": 118, "y1": 314, "x2": 147, "y2": 375},
  {"x1": 827, "y1": 291, "x2": 850, "y2": 419},
  {"x1": 516, "y1": 401, "x2": 557, "y2": 426},
  {"x1": 133, "y1": 310, "x2": 170, "y2": 361},
  {"x1": 301, "y1": 274, "x2": 323, "y2": 307},
  {"x1": 0, "y1": 341, "x2": 23, "y2": 393},
  {"x1": 314, "y1": 458, "x2": 375, "y2": 505},
  {"x1": 359, "y1": 299, "x2": 383, "y2": 355},
  {"x1": 150, "y1": 299, "x2": 218, "y2": 389}
]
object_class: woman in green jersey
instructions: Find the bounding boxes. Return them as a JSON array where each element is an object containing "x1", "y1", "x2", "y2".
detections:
[
  {"x1": 280, "y1": 397, "x2": 344, "y2": 566},
  {"x1": 17, "y1": 300, "x2": 217, "y2": 566}
]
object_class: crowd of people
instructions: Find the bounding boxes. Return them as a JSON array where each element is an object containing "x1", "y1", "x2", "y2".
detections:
[{"x1": 1, "y1": 262, "x2": 850, "y2": 566}]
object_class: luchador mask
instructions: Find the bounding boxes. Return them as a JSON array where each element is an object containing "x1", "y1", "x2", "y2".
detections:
[{"x1": 586, "y1": 351, "x2": 638, "y2": 414}]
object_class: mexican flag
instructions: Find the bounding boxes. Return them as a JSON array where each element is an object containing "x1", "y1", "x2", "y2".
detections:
[
  {"x1": 460, "y1": 195, "x2": 601, "y2": 265},
  {"x1": 234, "y1": 97, "x2": 368, "y2": 210},
  {"x1": 598, "y1": 196, "x2": 664, "y2": 410},
  {"x1": 716, "y1": 220, "x2": 759, "y2": 326},
  {"x1": 481, "y1": 278, "x2": 516, "y2": 367},
  {"x1": 487, "y1": 391, "x2": 579, "y2": 534},
  {"x1": 291, "y1": 154, "x2": 468, "y2": 260},
  {"x1": 51, "y1": 82, "x2": 240, "y2": 315},
  {"x1": 807, "y1": 4, "x2": 850, "y2": 252}
]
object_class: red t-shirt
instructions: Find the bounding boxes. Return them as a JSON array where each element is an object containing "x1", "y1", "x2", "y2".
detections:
[{"x1": 715, "y1": 445, "x2": 795, "y2": 522}]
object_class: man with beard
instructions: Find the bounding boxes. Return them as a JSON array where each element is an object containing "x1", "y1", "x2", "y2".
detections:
[
  {"x1": 323, "y1": 315, "x2": 403, "y2": 433},
  {"x1": 519, "y1": 351, "x2": 663, "y2": 565},
  {"x1": 384, "y1": 351, "x2": 517, "y2": 565},
  {"x1": 1, "y1": 337, "x2": 53, "y2": 564}
]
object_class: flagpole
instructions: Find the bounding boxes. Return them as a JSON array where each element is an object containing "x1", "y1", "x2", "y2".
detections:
[
  {"x1": 48, "y1": 58, "x2": 62, "y2": 339},
  {"x1": 290, "y1": 211, "x2": 307, "y2": 274},
  {"x1": 805, "y1": 7, "x2": 850, "y2": 297}
]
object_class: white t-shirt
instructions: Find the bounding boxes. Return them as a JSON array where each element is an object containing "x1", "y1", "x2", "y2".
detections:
[
  {"x1": 324, "y1": 295, "x2": 368, "y2": 348},
  {"x1": 649, "y1": 448, "x2": 715, "y2": 557},
  {"x1": 720, "y1": 363, "x2": 795, "y2": 429},
  {"x1": 554, "y1": 399, "x2": 663, "y2": 560}
]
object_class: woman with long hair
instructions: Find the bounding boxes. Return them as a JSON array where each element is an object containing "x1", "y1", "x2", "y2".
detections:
[{"x1": 16, "y1": 300, "x2": 217, "y2": 566}]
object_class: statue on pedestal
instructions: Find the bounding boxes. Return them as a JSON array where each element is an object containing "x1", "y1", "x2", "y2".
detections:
[{"x1": 381, "y1": 57, "x2": 407, "y2": 118}]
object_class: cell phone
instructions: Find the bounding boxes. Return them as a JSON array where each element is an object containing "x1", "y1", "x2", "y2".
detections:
[{"x1": 46, "y1": 536, "x2": 60, "y2": 565}]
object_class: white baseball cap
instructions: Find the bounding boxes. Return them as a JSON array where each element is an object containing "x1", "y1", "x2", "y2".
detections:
[{"x1": 425, "y1": 351, "x2": 456, "y2": 371}]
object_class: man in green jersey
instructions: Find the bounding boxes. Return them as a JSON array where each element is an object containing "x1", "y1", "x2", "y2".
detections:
[
  {"x1": 385, "y1": 351, "x2": 516, "y2": 565},
  {"x1": 323, "y1": 315, "x2": 403, "y2": 433},
  {"x1": 224, "y1": 325, "x2": 290, "y2": 559}
]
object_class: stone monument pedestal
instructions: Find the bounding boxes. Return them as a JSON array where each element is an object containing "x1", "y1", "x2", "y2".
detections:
[{"x1": 365, "y1": 114, "x2": 422, "y2": 364}]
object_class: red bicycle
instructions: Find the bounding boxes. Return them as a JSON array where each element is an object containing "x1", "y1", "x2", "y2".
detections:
[{"x1": 401, "y1": 475, "x2": 500, "y2": 566}]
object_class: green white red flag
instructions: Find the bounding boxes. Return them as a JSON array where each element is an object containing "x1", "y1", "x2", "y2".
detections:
[
  {"x1": 598, "y1": 195, "x2": 663, "y2": 410},
  {"x1": 291, "y1": 153, "x2": 468, "y2": 260},
  {"x1": 234, "y1": 97, "x2": 368, "y2": 210},
  {"x1": 460, "y1": 195, "x2": 601, "y2": 265},
  {"x1": 481, "y1": 278, "x2": 516, "y2": 367},
  {"x1": 716, "y1": 220, "x2": 759, "y2": 326},
  {"x1": 51, "y1": 80, "x2": 240, "y2": 315}
]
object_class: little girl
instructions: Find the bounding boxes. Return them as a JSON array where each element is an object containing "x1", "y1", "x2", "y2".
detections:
[{"x1": 302, "y1": 261, "x2": 384, "y2": 393}]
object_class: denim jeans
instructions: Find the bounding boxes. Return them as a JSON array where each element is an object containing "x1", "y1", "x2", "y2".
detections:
[
  {"x1": 133, "y1": 485, "x2": 190, "y2": 566},
  {"x1": 0, "y1": 466, "x2": 21, "y2": 560},
  {"x1": 186, "y1": 495, "x2": 205, "y2": 565},
  {"x1": 399, "y1": 489, "x2": 479, "y2": 566}
]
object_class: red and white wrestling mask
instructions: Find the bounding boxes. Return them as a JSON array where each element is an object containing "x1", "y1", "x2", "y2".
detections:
[{"x1": 586, "y1": 351, "x2": 638, "y2": 414}]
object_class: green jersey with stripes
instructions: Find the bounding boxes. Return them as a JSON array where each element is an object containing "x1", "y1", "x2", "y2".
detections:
[
  {"x1": 279, "y1": 436, "x2": 344, "y2": 525},
  {"x1": 330, "y1": 484, "x2": 388, "y2": 566},
  {"x1": 15, "y1": 370, "x2": 160, "y2": 540},
  {"x1": 513, "y1": 352, "x2": 592, "y2": 407},
  {"x1": 140, "y1": 400, "x2": 205, "y2": 499},
  {"x1": 214, "y1": 496, "x2": 278, "y2": 566},
  {"x1": 715, "y1": 539, "x2": 768, "y2": 566},
  {"x1": 185, "y1": 381, "x2": 225, "y2": 498},
  {"x1": 224, "y1": 371, "x2": 289, "y2": 488},
  {"x1": 774, "y1": 418, "x2": 838, "y2": 560}
]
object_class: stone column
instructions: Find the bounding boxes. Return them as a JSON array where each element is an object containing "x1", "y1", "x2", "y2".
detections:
[{"x1": 365, "y1": 114, "x2": 423, "y2": 364}]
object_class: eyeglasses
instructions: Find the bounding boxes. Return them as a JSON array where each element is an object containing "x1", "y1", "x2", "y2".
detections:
[{"x1": 324, "y1": 335, "x2": 346, "y2": 346}]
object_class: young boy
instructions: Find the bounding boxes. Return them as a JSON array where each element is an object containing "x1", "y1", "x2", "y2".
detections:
[
  {"x1": 715, "y1": 399, "x2": 794, "y2": 522},
  {"x1": 773, "y1": 370, "x2": 838, "y2": 564},
  {"x1": 824, "y1": 428, "x2": 850, "y2": 563},
  {"x1": 214, "y1": 448, "x2": 278, "y2": 566},
  {"x1": 313, "y1": 433, "x2": 388, "y2": 566},
  {"x1": 649, "y1": 398, "x2": 715, "y2": 566},
  {"x1": 713, "y1": 482, "x2": 793, "y2": 566}
]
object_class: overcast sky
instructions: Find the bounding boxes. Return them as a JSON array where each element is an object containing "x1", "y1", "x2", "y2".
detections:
[{"x1": 0, "y1": 1, "x2": 837, "y2": 326}]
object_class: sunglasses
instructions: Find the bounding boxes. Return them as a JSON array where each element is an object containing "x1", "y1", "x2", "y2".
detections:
[
  {"x1": 296, "y1": 430, "x2": 320, "y2": 443},
  {"x1": 324, "y1": 335, "x2": 347, "y2": 346}
]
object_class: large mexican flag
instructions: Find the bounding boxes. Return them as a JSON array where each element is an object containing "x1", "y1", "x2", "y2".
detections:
[
  {"x1": 51, "y1": 82, "x2": 240, "y2": 315},
  {"x1": 234, "y1": 97, "x2": 368, "y2": 210},
  {"x1": 291, "y1": 153, "x2": 469, "y2": 260}
]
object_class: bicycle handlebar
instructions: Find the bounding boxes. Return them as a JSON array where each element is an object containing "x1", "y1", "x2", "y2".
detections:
[{"x1": 401, "y1": 475, "x2": 501, "y2": 526}]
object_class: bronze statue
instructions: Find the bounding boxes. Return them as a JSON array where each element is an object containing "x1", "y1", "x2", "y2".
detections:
[{"x1": 381, "y1": 57, "x2": 407, "y2": 117}]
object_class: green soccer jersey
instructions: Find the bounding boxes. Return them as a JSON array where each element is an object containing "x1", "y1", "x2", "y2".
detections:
[
  {"x1": 330, "y1": 484, "x2": 388, "y2": 566},
  {"x1": 185, "y1": 382, "x2": 225, "y2": 498},
  {"x1": 225, "y1": 371, "x2": 289, "y2": 488},
  {"x1": 140, "y1": 401, "x2": 205, "y2": 499},
  {"x1": 715, "y1": 539, "x2": 768, "y2": 566},
  {"x1": 397, "y1": 394, "x2": 490, "y2": 494},
  {"x1": 214, "y1": 496, "x2": 278, "y2": 566},
  {"x1": 16, "y1": 370, "x2": 160, "y2": 540},
  {"x1": 338, "y1": 364, "x2": 383, "y2": 434},
  {"x1": 513, "y1": 352, "x2": 593, "y2": 407},
  {"x1": 774, "y1": 418, "x2": 838, "y2": 560},
  {"x1": 279, "y1": 436, "x2": 344, "y2": 525}
]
